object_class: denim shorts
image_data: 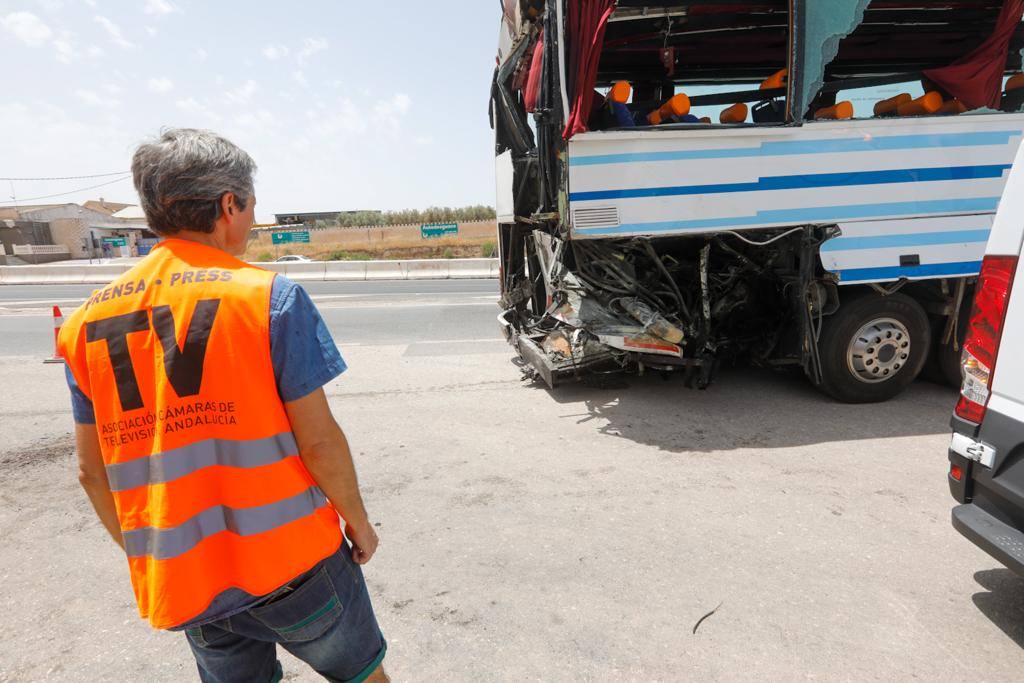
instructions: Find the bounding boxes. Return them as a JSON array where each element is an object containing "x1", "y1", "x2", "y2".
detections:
[{"x1": 185, "y1": 541, "x2": 386, "y2": 683}]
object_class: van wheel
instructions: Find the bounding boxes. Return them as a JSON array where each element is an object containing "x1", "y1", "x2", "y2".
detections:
[{"x1": 815, "y1": 292, "x2": 931, "y2": 403}]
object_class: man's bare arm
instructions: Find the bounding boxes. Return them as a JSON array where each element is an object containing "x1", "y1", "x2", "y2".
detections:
[
  {"x1": 74, "y1": 423, "x2": 124, "y2": 550},
  {"x1": 285, "y1": 387, "x2": 378, "y2": 564}
]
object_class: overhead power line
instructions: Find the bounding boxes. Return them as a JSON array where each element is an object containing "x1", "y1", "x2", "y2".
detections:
[
  {"x1": 0, "y1": 175, "x2": 132, "y2": 206},
  {"x1": 0, "y1": 171, "x2": 130, "y2": 181}
]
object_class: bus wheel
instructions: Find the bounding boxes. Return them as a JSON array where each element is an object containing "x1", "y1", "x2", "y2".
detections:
[{"x1": 815, "y1": 292, "x2": 931, "y2": 403}]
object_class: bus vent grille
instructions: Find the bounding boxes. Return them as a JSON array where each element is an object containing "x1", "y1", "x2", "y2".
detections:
[{"x1": 572, "y1": 206, "x2": 620, "y2": 229}]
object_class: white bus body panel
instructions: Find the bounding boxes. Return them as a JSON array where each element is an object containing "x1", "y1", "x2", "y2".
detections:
[{"x1": 567, "y1": 114, "x2": 1024, "y2": 283}]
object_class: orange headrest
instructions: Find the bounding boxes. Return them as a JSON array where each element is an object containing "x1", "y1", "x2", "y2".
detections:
[
  {"x1": 814, "y1": 101, "x2": 854, "y2": 120},
  {"x1": 874, "y1": 93, "x2": 911, "y2": 116},
  {"x1": 647, "y1": 93, "x2": 691, "y2": 125},
  {"x1": 939, "y1": 99, "x2": 968, "y2": 115},
  {"x1": 719, "y1": 103, "x2": 748, "y2": 124},
  {"x1": 609, "y1": 81, "x2": 632, "y2": 104},
  {"x1": 760, "y1": 68, "x2": 787, "y2": 91},
  {"x1": 896, "y1": 91, "x2": 942, "y2": 116}
]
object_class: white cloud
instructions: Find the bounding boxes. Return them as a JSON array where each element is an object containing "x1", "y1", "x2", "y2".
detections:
[
  {"x1": 83, "y1": 0, "x2": 96, "y2": 6},
  {"x1": 263, "y1": 44, "x2": 289, "y2": 60},
  {"x1": 35, "y1": 0, "x2": 64, "y2": 13},
  {"x1": 147, "y1": 77, "x2": 173, "y2": 93},
  {"x1": 86, "y1": 44, "x2": 103, "y2": 58},
  {"x1": 195, "y1": 47, "x2": 207, "y2": 62},
  {"x1": 0, "y1": 11, "x2": 53, "y2": 46},
  {"x1": 392, "y1": 93, "x2": 411, "y2": 114},
  {"x1": 53, "y1": 30, "x2": 76, "y2": 62},
  {"x1": 144, "y1": 0, "x2": 176, "y2": 16},
  {"x1": 292, "y1": 70, "x2": 308, "y2": 88},
  {"x1": 144, "y1": 25, "x2": 156, "y2": 36},
  {"x1": 75, "y1": 88, "x2": 118, "y2": 108},
  {"x1": 236, "y1": 109, "x2": 277, "y2": 130},
  {"x1": 413, "y1": 135, "x2": 434, "y2": 146},
  {"x1": 175, "y1": 97, "x2": 221, "y2": 124},
  {"x1": 100, "y1": 83, "x2": 122, "y2": 95},
  {"x1": 94, "y1": 15, "x2": 133, "y2": 49},
  {"x1": 225, "y1": 79, "x2": 258, "y2": 104},
  {"x1": 371, "y1": 93, "x2": 413, "y2": 138},
  {"x1": 297, "y1": 36, "x2": 327, "y2": 64}
]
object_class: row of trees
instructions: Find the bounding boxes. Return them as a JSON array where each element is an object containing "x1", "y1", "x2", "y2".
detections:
[{"x1": 333, "y1": 205, "x2": 496, "y2": 228}]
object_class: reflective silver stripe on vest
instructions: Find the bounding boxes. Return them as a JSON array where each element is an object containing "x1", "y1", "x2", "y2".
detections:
[
  {"x1": 106, "y1": 432, "x2": 298, "y2": 492},
  {"x1": 122, "y1": 486, "x2": 328, "y2": 560}
]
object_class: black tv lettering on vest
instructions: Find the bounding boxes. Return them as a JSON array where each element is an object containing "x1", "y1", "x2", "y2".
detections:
[
  {"x1": 151, "y1": 298, "x2": 221, "y2": 399},
  {"x1": 85, "y1": 310, "x2": 150, "y2": 411}
]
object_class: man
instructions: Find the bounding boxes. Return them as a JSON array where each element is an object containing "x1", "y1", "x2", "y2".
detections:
[{"x1": 59, "y1": 128, "x2": 388, "y2": 683}]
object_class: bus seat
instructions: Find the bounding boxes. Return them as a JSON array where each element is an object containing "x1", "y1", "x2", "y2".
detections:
[
  {"x1": 938, "y1": 99, "x2": 968, "y2": 115},
  {"x1": 814, "y1": 101, "x2": 853, "y2": 120},
  {"x1": 760, "y1": 68, "x2": 787, "y2": 90},
  {"x1": 647, "y1": 93, "x2": 690, "y2": 125},
  {"x1": 720, "y1": 103, "x2": 748, "y2": 124},
  {"x1": 874, "y1": 93, "x2": 911, "y2": 117},
  {"x1": 896, "y1": 91, "x2": 942, "y2": 116},
  {"x1": 1006, "y1": 73, "x2": 1024, "y2": 92}
]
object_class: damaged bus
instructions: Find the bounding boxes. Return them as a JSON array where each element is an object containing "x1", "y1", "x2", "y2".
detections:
[{"x1": 491, "y1": 0, "x2": 1024, "y2": 402}]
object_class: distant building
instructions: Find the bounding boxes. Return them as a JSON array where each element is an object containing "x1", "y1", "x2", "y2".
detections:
[
  {"x1": 273, "y1": 210, "x2": 380, "y2": 227},
  {"x1": 0, "y1": 201, "x2": 156, "y2": 260},
  {"x1": 84, "y1": 198, "x2": 134, "y2": 216}
]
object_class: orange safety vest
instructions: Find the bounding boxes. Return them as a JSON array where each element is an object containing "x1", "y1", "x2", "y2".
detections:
[{"x1": 59, "y1": 239, "x2": 342, "y2": 629}]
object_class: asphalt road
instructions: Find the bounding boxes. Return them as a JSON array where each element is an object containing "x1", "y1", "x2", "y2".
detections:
[
  {"x1": 3, "y1": 279, "x2": 1024, "y2": 681},
  {"x1": 0, "y1": 279, "x2": 501, "y2": 356}
]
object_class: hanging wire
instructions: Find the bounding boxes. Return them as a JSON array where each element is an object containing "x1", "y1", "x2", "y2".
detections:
[
  {"x1": 0, "y1": 171, "x2": 130, "y2": 181},
  {"x1": 0, "y1": 175, "x2": 132, "y2": 206}
]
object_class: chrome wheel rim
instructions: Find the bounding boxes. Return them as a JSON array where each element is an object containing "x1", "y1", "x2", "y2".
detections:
[{"x1": 847, "y1": 317, "x2": 911, "y2": 384}]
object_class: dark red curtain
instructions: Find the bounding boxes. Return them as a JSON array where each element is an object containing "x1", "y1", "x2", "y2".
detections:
[
  {"x1": 562, "y1": 0, "x2": 617, "y2": 139},
  {"x1": 923, "y1": 0, "x2": 1024, "y2": 109}
]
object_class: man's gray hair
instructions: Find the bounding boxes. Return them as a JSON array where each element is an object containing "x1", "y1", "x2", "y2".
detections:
[{"x1": 131, "y1": 128, "x2": 256, "y2": 235}]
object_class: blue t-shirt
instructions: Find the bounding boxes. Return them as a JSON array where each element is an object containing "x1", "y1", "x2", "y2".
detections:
[{"x1": 65, "y1": 275, "x2": 345, "y2": 422}]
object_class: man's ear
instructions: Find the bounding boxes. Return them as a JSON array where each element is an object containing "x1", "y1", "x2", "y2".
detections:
[{"x1": 219, "y1": 192, "x2": 236, "y2": 219}]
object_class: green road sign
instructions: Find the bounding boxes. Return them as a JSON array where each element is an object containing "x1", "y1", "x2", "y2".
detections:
[
  {"x1": 102, "y1": 237, "x2": 127, "y2": 247},
  {"x1": 420, "y1": 222, "x2": 458, "y2": 239},
  {"x1": 272, "y1": 230, "x2": 310, "y2": 244}
]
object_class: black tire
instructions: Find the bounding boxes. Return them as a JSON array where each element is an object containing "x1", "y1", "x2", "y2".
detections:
[{"x1": 816, "y1": 291, "x2": 931, "y2": 403}]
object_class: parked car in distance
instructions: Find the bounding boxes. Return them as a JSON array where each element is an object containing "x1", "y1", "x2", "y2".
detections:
[
  {"x1": 274, "y1": 254, "x2": 312, "y2": 263},
  {"x1": 948, "y1": 141, "x2": 1024, "y2": 576}
]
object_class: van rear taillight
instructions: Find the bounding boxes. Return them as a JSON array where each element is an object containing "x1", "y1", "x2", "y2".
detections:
[{"x1": 955, "y1": 255, "x2": 1019, "y2": 424}]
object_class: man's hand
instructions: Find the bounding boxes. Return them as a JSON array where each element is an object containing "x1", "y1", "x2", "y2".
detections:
[{"x1": 346, "y1": 522, "x2": 379, "y2": 564}]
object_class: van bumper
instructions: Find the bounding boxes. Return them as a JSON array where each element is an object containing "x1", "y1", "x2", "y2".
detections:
[{"x1": 952, "y1": 503, "x2": 1024, "y2": 577}]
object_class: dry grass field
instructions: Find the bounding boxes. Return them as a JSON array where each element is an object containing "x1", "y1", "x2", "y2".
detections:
[{"x1": 244, "y1": 220, "x2": 497, "y2": 261}]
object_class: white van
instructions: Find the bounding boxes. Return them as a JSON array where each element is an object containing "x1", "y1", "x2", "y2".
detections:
[{"x1": 948, "y1": 140, "x2": 1024, "y2": 574}]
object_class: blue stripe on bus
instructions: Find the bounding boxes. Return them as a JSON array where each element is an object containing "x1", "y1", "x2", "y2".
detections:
[
  {"x1": 569, "y1": 165, "x2": 1011, "y2": 202},
  {"x1": 820, "y1": 228, "x2": 991, "y2": 252},
  {"x1": 574, "y1": 197, "x2": 1002, "y2": 236},
  {"x1": 836, "y1": 260, "x2": 983, "y2": 282},
  {"x1": 567, "y1": 131, "x2": 1022, "y2": 167}
]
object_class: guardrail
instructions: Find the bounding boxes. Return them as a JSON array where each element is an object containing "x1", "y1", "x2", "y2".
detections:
[{"x1": 0, "y1": 258, "x2": 499, "y2": 285}]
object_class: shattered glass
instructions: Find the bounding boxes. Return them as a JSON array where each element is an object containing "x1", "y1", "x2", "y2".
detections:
[{"x1": 799, "y1": 0, "x2": 871, "y2": 117}]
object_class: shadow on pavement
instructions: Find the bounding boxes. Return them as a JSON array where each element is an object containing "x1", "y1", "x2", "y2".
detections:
[
  {"x1": 529, "y1": 365, "x2": 956, "y2": 452},
  {"x1": 973, "y1": 569, "x2": 1024, "y2": 649}
]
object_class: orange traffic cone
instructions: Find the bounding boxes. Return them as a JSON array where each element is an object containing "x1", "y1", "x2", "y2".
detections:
[{"x1": 43, "y1": 305, "x2": 64, "y2": 364}]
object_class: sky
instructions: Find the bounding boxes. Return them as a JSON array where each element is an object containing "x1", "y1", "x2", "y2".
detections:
[{"x1": 0, "y1": 0, "x2": 500, "y2": 222}]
